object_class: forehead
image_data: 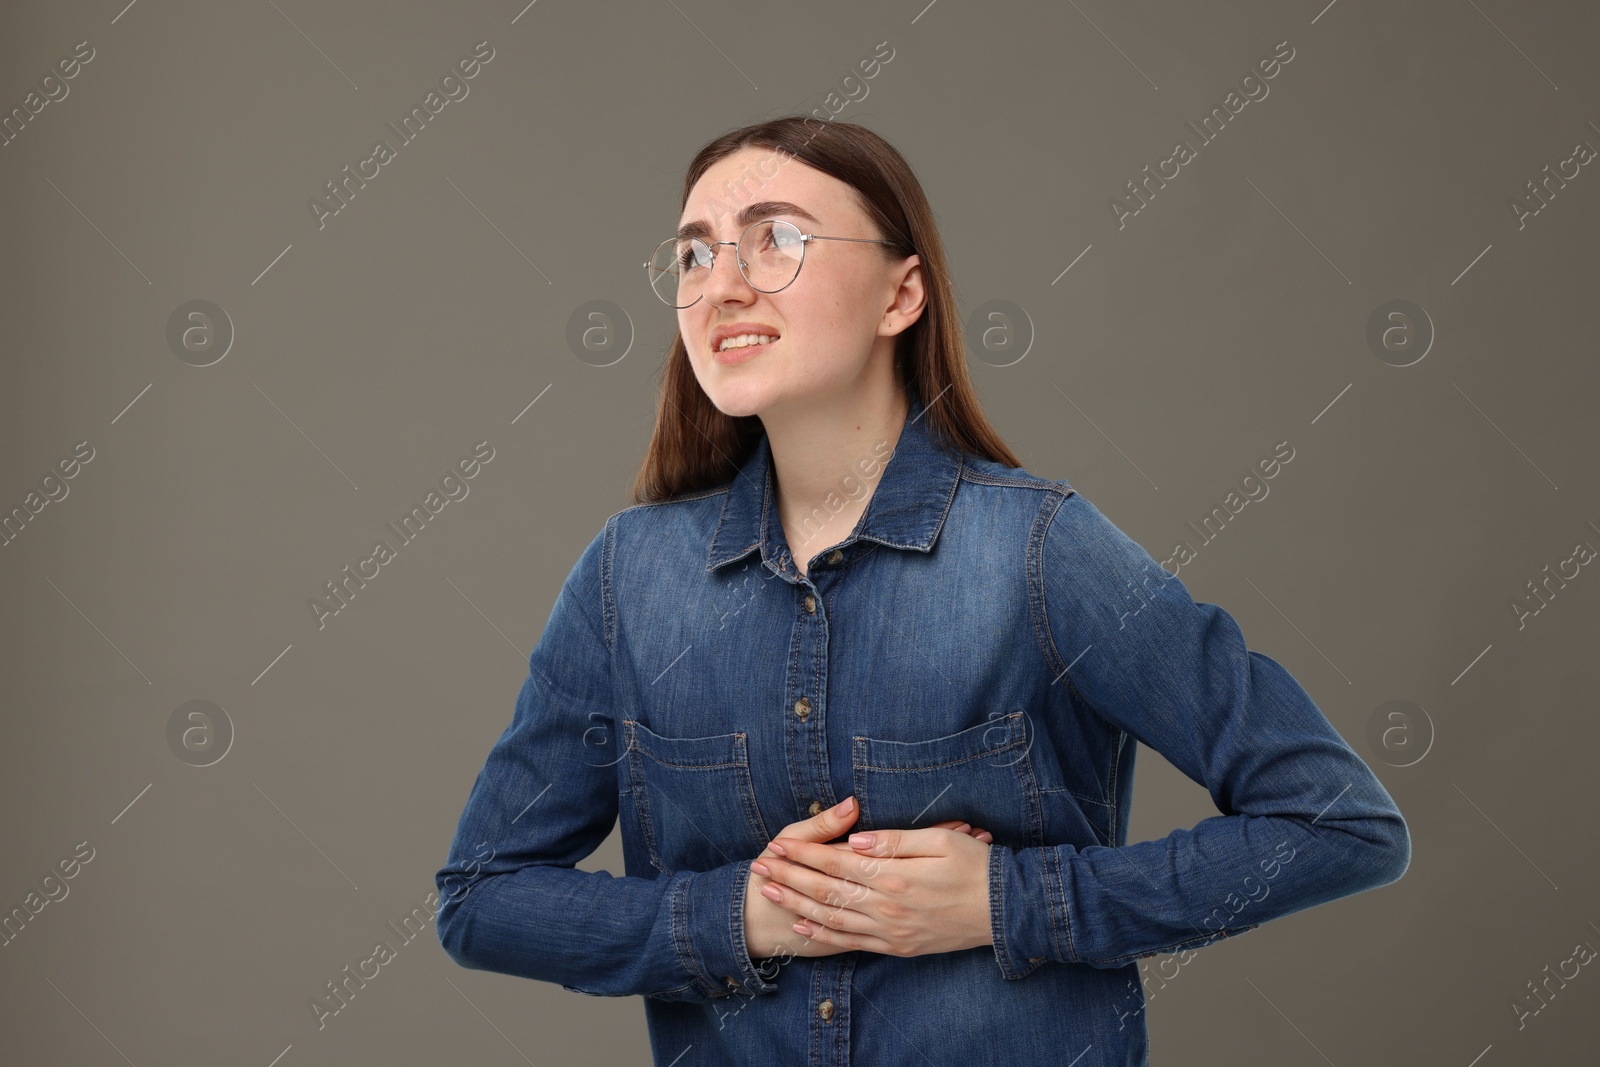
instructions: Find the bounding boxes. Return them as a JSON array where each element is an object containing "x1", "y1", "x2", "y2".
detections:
[{"x1": 678, "y1": 147, "x2": 858, "y2": 237}]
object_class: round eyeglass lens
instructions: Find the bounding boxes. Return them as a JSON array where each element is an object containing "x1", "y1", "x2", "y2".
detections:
[{"x1": 647, "y1": 220, "x2": 807, "y2": 307}]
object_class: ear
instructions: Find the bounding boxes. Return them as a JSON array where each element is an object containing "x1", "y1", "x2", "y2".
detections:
[{"x1": 874, "y1": 253, "x2": 925, "y2": 341}]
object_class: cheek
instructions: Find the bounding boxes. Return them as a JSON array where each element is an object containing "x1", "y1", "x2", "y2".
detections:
[
  {"x1": 679, "y1": 312, "x2": 709, "y2": 355},
  {"x1": 797, "y1": 283, "x2": 865, "y2": 338}
]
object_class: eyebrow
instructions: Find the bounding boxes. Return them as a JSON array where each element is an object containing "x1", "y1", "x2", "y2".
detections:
[{"x1": 676, "y1": 200, "x2": 822, "y2": 241}]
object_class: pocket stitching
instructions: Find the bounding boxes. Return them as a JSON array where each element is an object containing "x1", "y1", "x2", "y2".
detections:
[
  {"x1": 850, "y1": 714, "x2": 1043, "y2": 845},
  {"x1": 852, "y1": 712, "x2": 1028, "y2": 771},
  {"x1": 625, "y1": 720, "x2": 769, "y2": 870}
]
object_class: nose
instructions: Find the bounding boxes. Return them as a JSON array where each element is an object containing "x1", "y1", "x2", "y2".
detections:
[{"x1": 702, "y1": 240, "x2": 755, "y2": 306}]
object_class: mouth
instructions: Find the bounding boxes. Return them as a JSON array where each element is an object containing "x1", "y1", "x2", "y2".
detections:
[{"x1": 712, "y1": 333, "x2": 780, "y2": 363}]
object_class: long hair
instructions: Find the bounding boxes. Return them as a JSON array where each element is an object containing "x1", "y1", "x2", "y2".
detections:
[{"x1": 630, "y1": 116, "x2": 1023, "y2": 505}]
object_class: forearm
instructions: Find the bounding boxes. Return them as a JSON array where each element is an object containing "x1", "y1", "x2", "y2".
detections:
[
  {"x1": 990, "y1": 791, "x2": 1407, "y2": 974},
  {"x1": 436, "y1": 857, "x2": 779, "y2": 1002}
]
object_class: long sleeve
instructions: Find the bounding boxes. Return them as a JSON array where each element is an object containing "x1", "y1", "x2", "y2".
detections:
[
  {"x1": 434, "y1": 518, "x2": 779, "y2": 1002},
  {"x1": 989, "y1": 489, "x2": 1411, "y2": 976}
]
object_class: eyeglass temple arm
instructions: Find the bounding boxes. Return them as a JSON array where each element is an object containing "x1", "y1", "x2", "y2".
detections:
[{"x1": 803, "y1": 235, "x2": 899, "y2": 246}]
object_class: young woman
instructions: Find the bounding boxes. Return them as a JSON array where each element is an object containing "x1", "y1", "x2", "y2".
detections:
[{"x1": 435, "y1": 116, "x2": 1410, "y2": 1066}]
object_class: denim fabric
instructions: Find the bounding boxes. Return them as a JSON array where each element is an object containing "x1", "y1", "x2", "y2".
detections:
[{"x1": 434, "y1": 385, "x2": 1410, "y2": 1066}]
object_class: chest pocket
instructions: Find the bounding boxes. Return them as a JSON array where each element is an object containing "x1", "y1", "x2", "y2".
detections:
[
  {"x1": 851, "y1": 712, "x2": 1045, "y2": 851},
  {"x1": 625, "y1": 720, "x2": 772, "y2": 874}
]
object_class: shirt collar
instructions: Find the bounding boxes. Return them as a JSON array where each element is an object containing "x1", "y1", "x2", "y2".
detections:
[{"x1": 705, "y1": 385, "x2": 964, "y2": 573}]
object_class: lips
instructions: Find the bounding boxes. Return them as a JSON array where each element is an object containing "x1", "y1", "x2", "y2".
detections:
[
  {"x1": 709, "y1": 322, "x2": 782, "y2": 353},
  {"x1": 712, "y1": 336, "x2": 777, "y2": 364}
]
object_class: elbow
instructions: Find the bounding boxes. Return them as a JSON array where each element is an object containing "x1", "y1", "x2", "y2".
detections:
[
  {"x1": 433, "y1": 878, "x2": 484, "y2": 970},
  {"x1": 1378, "y1": 811, "x2": 1412, "y2": 886},
  {"x1": 1305, "y1": 804, "x2": 1411, "y2": 894},
  {"x1": 434, "y1": 901, "x2": 467, "y2": 966},
  {"x1": 1352, "y1": 809, "x2": 1411, "y2": 891},
  {"x1": 436, "y1": 908, "x2": 492, "y2": 974}
]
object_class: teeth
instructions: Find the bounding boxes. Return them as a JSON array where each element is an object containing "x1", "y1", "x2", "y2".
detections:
[{"x1": 717, "y1": 333, "x2": 778, "y2": 352}]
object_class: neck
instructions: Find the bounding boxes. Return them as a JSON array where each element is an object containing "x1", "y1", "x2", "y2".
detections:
[{"x1": 762, "y1": 367, "x2": 910, "y2": 562}]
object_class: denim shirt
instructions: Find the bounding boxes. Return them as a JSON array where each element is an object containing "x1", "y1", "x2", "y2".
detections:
[{"x1": 434, "y1": 387, "x2": 1410, "y2": 1066}]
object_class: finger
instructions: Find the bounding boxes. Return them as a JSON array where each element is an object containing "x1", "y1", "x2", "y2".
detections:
[
  {"x1": 845, "y1": 827, "x2": 954, "y2": 858},
  {"x1": 769, "y1": 837, "x2": 881, "y2": 883},
  {"x1": 821, "y1": 833, "x2": 989, "y2": 851},
  {"x1": 756, "y1": 849, "x2": 876, "y2": 909},
  {"x1": 763, "y1": 880, "x2": 877, "y2": 936},
  {"x1": 776, "y1": 796, "x2": 860, "y2": 849},
  {"x1": 791, "y1": 918, "x2": 893, "y2": 955}
]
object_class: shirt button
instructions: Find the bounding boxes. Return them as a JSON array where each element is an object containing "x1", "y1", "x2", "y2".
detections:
[
  {"x1": 725, "y1": 975, "x2": 740, "y2": 989},
  {"x1": 1028, "y1": 957, "x2": 1044, "y2": 963},
  {"x1": 807, "y1": 799, "x2": 824, "y2": 816},
  {"x1": 802, "y1": 593, "x2": 817, "y2": 614},
  {"x1": 817, "y1": 998, "x2": 835, "y2": 1022},
  {"x1": 826, "y1": 549, "x2": 843, "y2": 564},
  {"x1": 794, "y1": 696, "x2": 812, "y2": 721}
]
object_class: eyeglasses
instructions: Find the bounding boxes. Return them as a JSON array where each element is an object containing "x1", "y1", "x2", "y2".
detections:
[{"x1": 645, "y1": 219, "x2": 901, "y2": 308}]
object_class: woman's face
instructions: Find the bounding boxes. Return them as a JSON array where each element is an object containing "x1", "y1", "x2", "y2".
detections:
[{"x1": 675, "y1": 146, "x2": 922, "y2": 420}]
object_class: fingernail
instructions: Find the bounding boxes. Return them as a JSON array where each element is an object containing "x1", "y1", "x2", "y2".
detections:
[
  {"x1": 768, "y1": 841, "x2": 787, "y2": 856},
  {"x1": 955, "y1": 822, "x2": 971, "y2": 832},
  {"x1": 761, "y1": 884, "x2": 782, "y2": 901},
  {"x1": 833, "y1": 797, "x2": 855, "y2": 815},
  {"x1": 751, "y1": 860, "x2": 771, "y2": 876},
  {"x1": 849, "y1": 833, "x2": 875, "y2": 849},
  {"x1": 793, "y1": 921, "x2": 812, "y2": 935}
]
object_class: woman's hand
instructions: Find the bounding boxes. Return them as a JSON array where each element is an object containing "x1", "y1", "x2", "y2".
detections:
[
  {"x1": 751, "y1": 823, "x2": 994, "y2": 958},
  {"x1": 743, "y1": 797, "x2": 992, "y2": 960}
]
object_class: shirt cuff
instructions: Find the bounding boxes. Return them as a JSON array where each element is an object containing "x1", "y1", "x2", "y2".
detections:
[
  {"x1": 989, "y1": 843, "x2": 1063, "y2": 979},
  {"x1": 676, "y1": 860, "x2": 783, "y2": 999}
]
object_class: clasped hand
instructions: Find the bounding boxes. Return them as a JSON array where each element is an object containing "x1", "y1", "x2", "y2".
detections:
[{"x1": 743, "y1": 795, "x2": 994, "y2": 960}]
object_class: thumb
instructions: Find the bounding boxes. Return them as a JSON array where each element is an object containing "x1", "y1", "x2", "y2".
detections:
[{"x1": 790, "y1": 796, "x2": 860, "y2": 842}]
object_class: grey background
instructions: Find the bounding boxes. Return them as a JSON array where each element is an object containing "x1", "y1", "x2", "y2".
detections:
[{"x1": 2, "y1": 1, "x2": 1596, "y2": 1064}]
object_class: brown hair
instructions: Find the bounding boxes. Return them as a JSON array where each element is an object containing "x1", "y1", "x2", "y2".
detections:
[{"x1": 630, "y1": 116, "x2": 1023, "y2": 505}]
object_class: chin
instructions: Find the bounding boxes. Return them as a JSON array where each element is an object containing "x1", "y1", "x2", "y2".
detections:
[
  {"x1": 700, "y1": 375, "x2": 782, "y2": 420},
  {"x1": 703, "y1": 392, "x2": 766, "y2": 420}
]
